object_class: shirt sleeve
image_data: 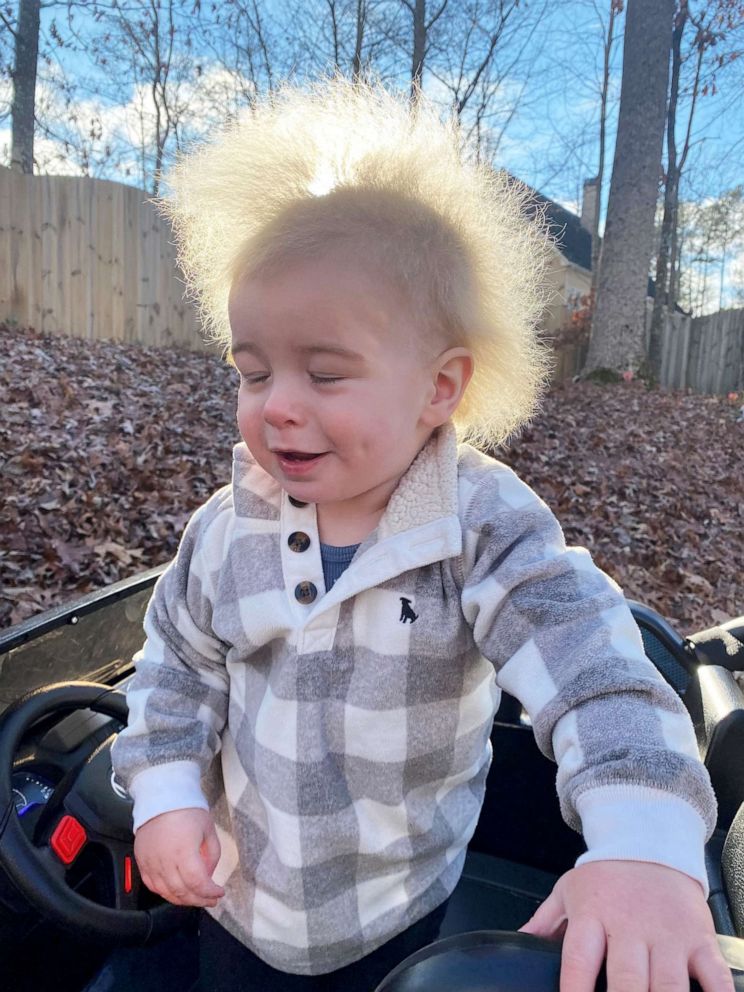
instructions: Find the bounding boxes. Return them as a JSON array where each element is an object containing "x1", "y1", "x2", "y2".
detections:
[
  {"x1": 459, "y1": 465, "x2": 717, "y2": 891},
  {"x1": 111, "y1": 493, "x2": 231, "y2": 830}
]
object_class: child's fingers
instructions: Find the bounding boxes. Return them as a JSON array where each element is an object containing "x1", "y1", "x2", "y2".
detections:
[
  {"x1": 557, "y1": 915, "x2": 606, "y2": 992},
  {"x1": 689, "y1": 937, "x2": 736, "y2": 992},
  {"x1": 604, "y1": 935, "x2": 648, "y2": 992},
  {"x1": 177, "y1": 852, "x2": 225, "y2": 903},
  {"x1": 519, "y1": 889, "x2": 566, "y2": 938},
  {"x1": 171, "y1": 868, "x2": 222, "y2": 907},
  {"x1": 137, "y1": 851, "x2": 224, "y2": 906},
  {"x1": 200, "y1": 818, "x2": 222, "y2": 876},
  {"x1": 147, "y1": 865, "x2": 221, "y2": 907},
  {"x1": 649, "y1": 940, "x2": 690, "y2": 992}
]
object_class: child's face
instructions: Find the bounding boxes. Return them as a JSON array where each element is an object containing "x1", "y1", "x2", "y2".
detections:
[{"x1": 228, "y1": 253, "x2": 442, "y2": 535}]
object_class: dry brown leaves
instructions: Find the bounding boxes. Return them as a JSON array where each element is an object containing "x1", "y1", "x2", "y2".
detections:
[
  {"x1": 500, "y1": 380, "x2": 743, "y2": 633},
  {"x1": 1, "y1": 326, "x2": 742, "y2": 635},
  {"x1": 1, "y1": 326, "x2": 238, "y2": 627}
]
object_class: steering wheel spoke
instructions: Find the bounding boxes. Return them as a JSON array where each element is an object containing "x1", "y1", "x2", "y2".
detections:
[{"x1": 36, "y1": 839, "x2": 75, "y2": 884}]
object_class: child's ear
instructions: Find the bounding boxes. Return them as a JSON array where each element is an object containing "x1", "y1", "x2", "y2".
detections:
[{"x1": 421, "y1": 347, "x2": 474, "y2": 429}]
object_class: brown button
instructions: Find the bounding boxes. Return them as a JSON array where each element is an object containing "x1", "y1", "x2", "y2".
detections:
[
  {"x1": 288, "y1": 531, "x2": 311, "y2": 553},
  {"x1": 288, "y1": 496, "x2": 308, "y2": 508},
  {"x1": 294, "y1": 581, "x2": 317, "y2": 605}
]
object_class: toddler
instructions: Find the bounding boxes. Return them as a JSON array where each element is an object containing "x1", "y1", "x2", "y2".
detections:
[{"x1": 112, "y1": 79, "x2": 732, "y2": 992}]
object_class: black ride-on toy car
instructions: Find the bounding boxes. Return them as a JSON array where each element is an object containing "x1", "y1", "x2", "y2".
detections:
[{"x1": 1, "y1": 567, "x2": 743, "y2": 992}]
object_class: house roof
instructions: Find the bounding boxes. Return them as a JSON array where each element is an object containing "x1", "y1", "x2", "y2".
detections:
[
  {"x1": 520, "y1": 186, "x2": 593, "y2": 272},
  {"x1": 515, "y1": 178, "x2": 686, "y2": 311}
]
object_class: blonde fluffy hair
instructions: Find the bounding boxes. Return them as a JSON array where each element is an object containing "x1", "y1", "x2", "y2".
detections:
[{"x1": 161, "y1": 77, "x2": 554, "y2": 448}]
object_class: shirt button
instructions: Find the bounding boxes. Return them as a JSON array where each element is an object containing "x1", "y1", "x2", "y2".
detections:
[
  {"x1": 288, "y1": 496, "x2": 308, "y2": 508},
  {"x1": 294, "y1": 582, "x2": 317, "y2": 605},
  {"x1": 288, "y1": 531, "x2": 311, "y2": 553}
]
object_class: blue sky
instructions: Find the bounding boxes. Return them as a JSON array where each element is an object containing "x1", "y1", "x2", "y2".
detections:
[
  {"x1": 2, "y1": 1, "x2": 742, "y2": 304},
  {"x1": 4, "y1": 2, "x2": 741, "y2": 206}
]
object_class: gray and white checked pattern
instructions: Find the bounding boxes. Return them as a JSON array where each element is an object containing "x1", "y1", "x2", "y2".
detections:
[{"x1": 112, "y1": 423, "x2": 716, "y2": 975}]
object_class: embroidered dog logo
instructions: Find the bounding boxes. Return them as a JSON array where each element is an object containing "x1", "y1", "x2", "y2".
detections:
[{"x1": 399, "y1": 597, "x2": 418, "y2": 624}]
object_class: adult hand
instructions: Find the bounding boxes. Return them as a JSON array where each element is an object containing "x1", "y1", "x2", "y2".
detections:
[
  {"x1": 134, "y1": 807, "x2": 225, "y2": 908},
  {"x1": 520, "y1": 860, "x2": 734, "y2": 992}
]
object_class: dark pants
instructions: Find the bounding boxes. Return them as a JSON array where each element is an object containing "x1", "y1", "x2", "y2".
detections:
[{"x1": 197, "y1": 901, "x2": 448, "y2": 992}]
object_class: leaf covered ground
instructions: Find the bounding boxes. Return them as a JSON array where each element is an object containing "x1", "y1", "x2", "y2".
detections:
[{"x1": 2, "y1": 325, "x2": 742, "y2": 634}]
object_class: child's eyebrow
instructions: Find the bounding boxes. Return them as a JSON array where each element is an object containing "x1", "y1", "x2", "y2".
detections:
[
  {"x1": 230, "y1": 342, "x2": 266, "y2": 360},
  {"x1": 230, "y1": 342, "x2": 366, "y2": 363},
  {"x1": 295, "y1": 344, "x2": 367, "y2": 363}
]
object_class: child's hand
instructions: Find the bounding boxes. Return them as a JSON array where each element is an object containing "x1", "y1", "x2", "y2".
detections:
[
  {"x1": 520, "y1": 860, "x2": 734, "y2": 992},
  {"x1": 133, "y1": 807, "x2": 225, "y2": 907}
]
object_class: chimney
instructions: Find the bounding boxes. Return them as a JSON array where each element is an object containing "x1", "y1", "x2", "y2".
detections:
[{"x1": 581, "y1": 177, "x2": 599, "y2": 233}]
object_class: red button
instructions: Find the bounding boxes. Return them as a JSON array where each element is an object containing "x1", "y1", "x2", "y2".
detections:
[
  {"x1": 50, "y1": 815, "x2": 87, "y2": 865},
  {"x1": 124, "y1": 855, "x2": 133, "y2": 894}
]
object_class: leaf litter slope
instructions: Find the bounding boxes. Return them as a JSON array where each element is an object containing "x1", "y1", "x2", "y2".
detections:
[{"x1": 1, "y1": 327, "x2": 741, "y2": 633}]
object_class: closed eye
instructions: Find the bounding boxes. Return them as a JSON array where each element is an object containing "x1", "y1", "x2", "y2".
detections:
[
  {"x1": 240, "y1": 372, "x2": 270, "y2": 384},
  {"x1": 310, "y1": 374, "x2": 343, "y2": 384}
]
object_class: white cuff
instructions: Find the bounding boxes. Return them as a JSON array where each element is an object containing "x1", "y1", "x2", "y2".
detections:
[
  {"x1": 128, "y1": 760, "x2": 208, "y2": 832},
  {"x1": 575, "y1": 786, "x2": 709, "y2": 896}
]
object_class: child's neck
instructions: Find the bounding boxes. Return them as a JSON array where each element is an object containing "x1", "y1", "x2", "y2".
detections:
[
  {"x1": 316, "y1": 504, "x2": 383, "y2": 546},
  {"x1": 313, "y1": 452, "x2": 425, "y2": 546}
]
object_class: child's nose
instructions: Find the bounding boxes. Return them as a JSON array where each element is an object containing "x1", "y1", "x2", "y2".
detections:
[{"x1": 262, "y1": 381, "x2": 304, "y2": 428}]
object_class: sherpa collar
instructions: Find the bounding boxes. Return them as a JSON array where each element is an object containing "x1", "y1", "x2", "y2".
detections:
[{"x1": 377, "y1": 422, "x2": 459, "y2": 538}]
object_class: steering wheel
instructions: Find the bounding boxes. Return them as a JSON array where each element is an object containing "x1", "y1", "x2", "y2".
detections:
[{"x1": 0, "y1": 681, "x2": 190, "y2": 942}]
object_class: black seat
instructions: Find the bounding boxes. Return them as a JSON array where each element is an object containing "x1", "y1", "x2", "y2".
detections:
[
  {"x1": 723, "y1": 803, "x2": 744, "y2": 938},
  {"x1": 689, "y1": 669, "x2": 744, "y2": 829},
  {"x1": 437, "y1": 851, "x2": 556, "y2": 938}
]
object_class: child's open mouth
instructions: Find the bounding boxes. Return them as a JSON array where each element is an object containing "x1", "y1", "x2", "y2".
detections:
[
  {"x1": 274, "y1": 450, "x2": 326, "y2": 475},
  {"x1": 280, "y1": 451, "x2": 319, "y2": 461}
]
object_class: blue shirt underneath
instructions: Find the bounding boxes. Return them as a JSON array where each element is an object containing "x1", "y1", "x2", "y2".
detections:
[{"x1": 320, "y1": 542, "x2": 360, "y2": 591}]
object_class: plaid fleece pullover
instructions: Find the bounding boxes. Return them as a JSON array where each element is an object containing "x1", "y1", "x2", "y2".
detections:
[{"x1": 112, "y1": 423, "x2": 716, "y2": 975}]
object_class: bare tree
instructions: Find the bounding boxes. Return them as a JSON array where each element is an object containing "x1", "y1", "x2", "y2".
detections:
[
  {"x1": 352, "y1": 0, "x2": 366, "y2": 79},
  {"x1": 431, "y1": 1, "x2": 529, "y2": 119},
  {"x1": 371, "y1": 0, "x2": 552, "y2": 163},
  {"x1": 648, "y1": 0, "x2": 744, "y2": 377},
  {"x1": 584, "y1": 0, "x2": 674, "y2": 376},
  {"x1": 85, "y1": 0, "x2": 198, "y2": 194},
  {"x1": 4, "y1": 0, "x2": 109, "y2": 174},
  {"x1": 322, "y1": 0, "x2": 370, "y2": 79},
  {"x1": 326, "y1": 0, "x2": 342, "y2": 67},
  {"x1": 196, "y1": 0, "x2": 279, "y2": 112},
  {"x1": 279, "y1": 0, "x2": 393, "y2": 85},
  {"x1": 7, "y1": 0, "x2": 41, "y2": 172},
  {"x1": 518, "y1": 0, "x2": 623, "y2": 271},
  {"x1": 116, "y1": 0, "x2": 177, "y2": 191},
  {"x1": 590, "y1": 0, "x2": 623, "y2": 298},
  {"x1": 677, "y1": 186, "x2": 744, "y2": 313},
  {"x1": 400, "y1": 0, "x2": 448, "y2": 98}
]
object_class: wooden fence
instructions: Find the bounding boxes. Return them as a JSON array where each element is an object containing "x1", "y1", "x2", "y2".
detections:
[
  {"x1": 657, "y1": 308, "x2": 743, "y2": 394},
  {"x1": 555, "y1": 307, "x2": 744, "y2": 395},
  {"x1": 2, "y1": 166, "x2": 742, "y2": 391},
  {"x1": 0, "y1": 167, "x2": 205, "y2": 350}
]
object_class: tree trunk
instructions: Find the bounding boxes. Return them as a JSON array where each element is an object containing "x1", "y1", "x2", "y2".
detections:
[
  {"x1": 10, "y1": 0, "x2": 41, "y2": 174},
  {"x1": 352, "y1": 0, "x2": 366, "y2": 80},
  {"x1": 649, "y1": 3, "x2": 686, "y2": 379},
  {"x1": 668, "y1": 192, "x2": 681, "y2": 309},
  {"x1": 584, "y1": 0, "x2": 674, "y2": 376},
  {"x1": 590, "y1": 0, "x2": 621, "y2": 301},
  {"x1": 411, "y1": 0, "x2": 426, "y2": 98}
]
